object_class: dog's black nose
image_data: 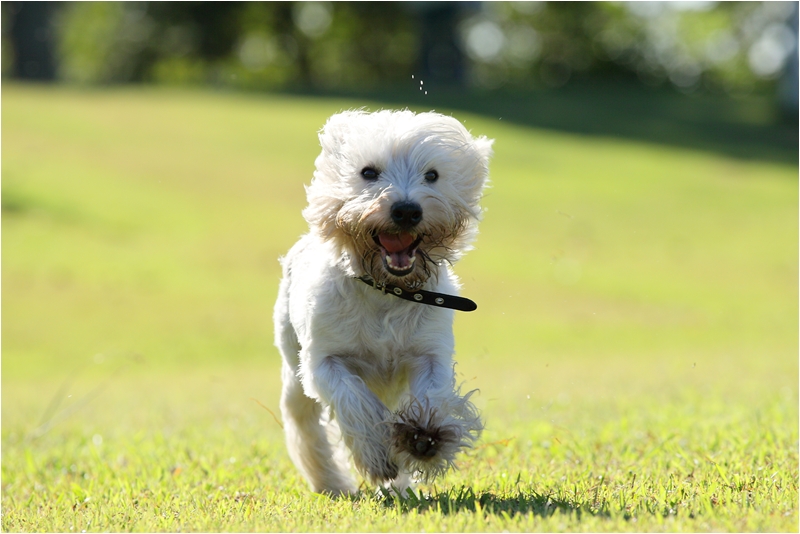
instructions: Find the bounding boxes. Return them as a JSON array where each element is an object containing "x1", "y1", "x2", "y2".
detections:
[{"x1": 390, "y1": 201, "x2": 423, "y2": 229}]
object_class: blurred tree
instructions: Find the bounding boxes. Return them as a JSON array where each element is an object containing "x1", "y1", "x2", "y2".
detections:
[
  {"x1": 779, "y1": 2, "x2": 798, "y2": 114},
  {"x1": 407, "y1": 2, "x2": 476, "y2": 86},
  {"x1": 3, "y1": 1, "x2": 59, "y2": 80},
  {"x1": 2, "y1": 1, "x2": 795, "y2": 100},
  {"x1": 459, "y1": 1, "x2": 798, "y2": 95}
]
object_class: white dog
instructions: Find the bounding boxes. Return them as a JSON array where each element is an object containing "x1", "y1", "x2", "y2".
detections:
[{"x1": 274, "y1": 109, "x2": 493, "y2": 496}]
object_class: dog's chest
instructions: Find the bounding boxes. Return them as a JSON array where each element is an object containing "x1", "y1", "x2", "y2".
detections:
[
  {"x1": 333, "y1": 296, "x2": 432, "y2": 358},
  {"x1": 313, "y1": 287, "x2": 447, "y2": 384}
]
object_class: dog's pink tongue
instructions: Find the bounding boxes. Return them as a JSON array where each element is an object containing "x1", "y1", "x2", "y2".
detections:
[{"x1": 378, "y1": 232, "x2": 415, "y2": 253}]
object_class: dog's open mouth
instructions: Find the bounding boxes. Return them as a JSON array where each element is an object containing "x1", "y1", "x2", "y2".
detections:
[{"x1": 373, "y1": 231, "x2": 423, "y2": 276}]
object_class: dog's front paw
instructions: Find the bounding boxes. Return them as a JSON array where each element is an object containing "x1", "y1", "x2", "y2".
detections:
[{"x1": 389, "y1": 400, "x2": 475, "y2": 482}]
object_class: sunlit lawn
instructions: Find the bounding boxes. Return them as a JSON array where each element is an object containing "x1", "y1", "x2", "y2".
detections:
[{"x1": 2, "y1": 83, "x2": 797, "y2": 532}]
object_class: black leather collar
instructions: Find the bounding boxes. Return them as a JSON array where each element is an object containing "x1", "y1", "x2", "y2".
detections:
[{"x1": 356, "y1": 276, "x2": 477, "y2": 312}]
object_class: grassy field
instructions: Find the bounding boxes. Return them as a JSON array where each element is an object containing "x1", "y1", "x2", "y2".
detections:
[{"x1": 2, "y1": 83, "x2": 797, "y2": 532}]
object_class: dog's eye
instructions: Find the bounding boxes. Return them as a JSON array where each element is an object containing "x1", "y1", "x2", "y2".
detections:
[
  {"x1": 361, "y1": 167, "x2": 380, "y2": 180},
  {"x1": 424, "y1": 170, "x2": 439, "y2": 182}
]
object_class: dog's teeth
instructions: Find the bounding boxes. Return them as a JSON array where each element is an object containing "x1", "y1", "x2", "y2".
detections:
[{"x1": 384, "y1": 253, "x2": 415, "y2": 272}]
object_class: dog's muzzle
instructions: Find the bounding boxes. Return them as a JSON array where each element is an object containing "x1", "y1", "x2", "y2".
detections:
[{"x1": 372, "y1": 201, "x2": 424, "y2": 277}]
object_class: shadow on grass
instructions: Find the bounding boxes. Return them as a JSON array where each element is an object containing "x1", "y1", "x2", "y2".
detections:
[
  {"x1": 380, "y1": 485, "x2": 608, "y2": 520},
  {"x1": 281, "y1": 79, "x2": 798, "y2": 166}
]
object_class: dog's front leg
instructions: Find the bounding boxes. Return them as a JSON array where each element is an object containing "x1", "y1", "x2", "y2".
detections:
[
  {"x1": 391, "y1": 356, "x2": 483, "y2": 480},
  {"x1": 304, "y1": 355, "x2": 398, "y2": 484}
]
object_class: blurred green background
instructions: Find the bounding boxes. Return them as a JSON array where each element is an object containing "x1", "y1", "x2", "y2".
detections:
[
  {"x1": 4, "y1": 1, "x2": 799, "y2": 98},
  {"x1": 1, "y1": 1, "x2": 798, "y2": 512},
  {"x1": 3, "y1": 1, "x2": 798, "y2": 158}
]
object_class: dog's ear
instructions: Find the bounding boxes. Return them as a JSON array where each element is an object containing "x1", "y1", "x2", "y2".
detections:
[
  {"x1": 318, "y1": 110, "x2": 361, "y2": 156},
  {"x1": 304, "y1": 112, "x2": 361, "y2": 242},
  {"x1": 472, "y1": 135, "x2": 494, "y2": 166},
  {"x1": 465, "y1": 135, "x2": 493, "y2": 197},
  {"x1": 302, "y1": 185, "x2": 343, "y2": 241}
]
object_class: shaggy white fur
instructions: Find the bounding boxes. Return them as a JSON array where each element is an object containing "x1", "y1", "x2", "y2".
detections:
[{"x1": 274, "y1": 109, "x2": 493, "y2": 496}]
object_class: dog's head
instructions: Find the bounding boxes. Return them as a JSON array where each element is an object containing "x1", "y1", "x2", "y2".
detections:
[{"x1": 303, "y1": 109, "x2": 493, "y2": 290}]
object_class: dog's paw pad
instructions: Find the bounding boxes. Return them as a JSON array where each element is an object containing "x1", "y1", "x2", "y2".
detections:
[
  {"x1": 412, "y1": 434, "x2": 438, "y2": 458},
  {"x1": 396, "y1": 426, "x2": 453, "y2": 460}
]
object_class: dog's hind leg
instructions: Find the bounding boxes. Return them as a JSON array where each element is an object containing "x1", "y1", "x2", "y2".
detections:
[
  {"x1": 280, "y1": 362, "x2": 358, "y2": 496},
  {"x1": 275, "y1": 273, "x2": 357, "y2": 496}
]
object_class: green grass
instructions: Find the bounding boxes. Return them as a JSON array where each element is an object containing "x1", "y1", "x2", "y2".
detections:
[{"x1": 2, "y1": 82, "x2": 797, "y2": 532}]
